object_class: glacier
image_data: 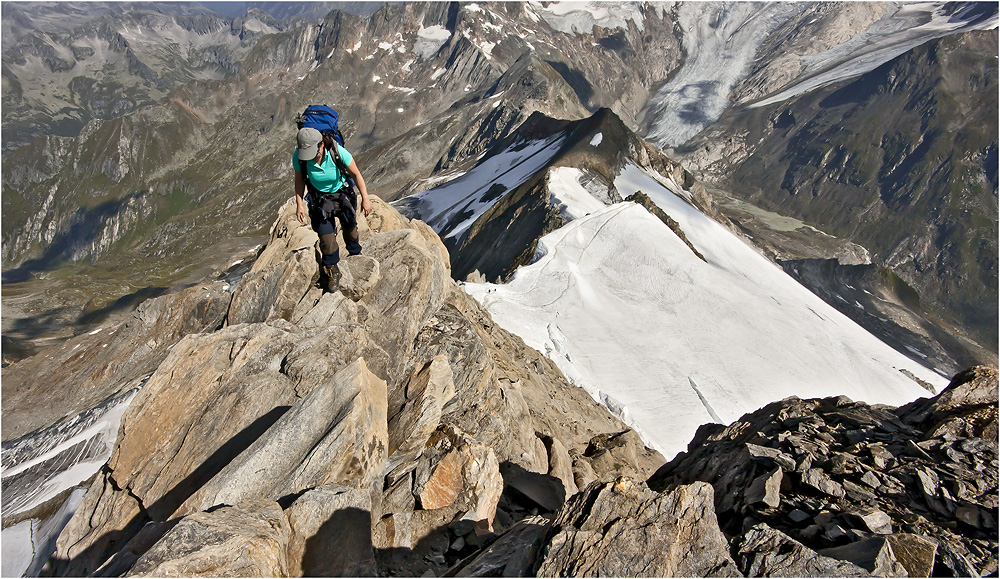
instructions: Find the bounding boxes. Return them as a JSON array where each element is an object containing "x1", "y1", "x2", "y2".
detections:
[{"x1": 464, "y1": 165, "x2": 948, "y2": 459}]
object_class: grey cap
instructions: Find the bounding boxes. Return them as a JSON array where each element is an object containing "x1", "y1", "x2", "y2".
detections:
[{"x1": 296, "y1": 127, "x2": 323, "y2": 160}]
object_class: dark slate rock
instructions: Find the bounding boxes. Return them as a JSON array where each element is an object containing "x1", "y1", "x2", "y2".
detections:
[{"x1": 737, "y1": 524, "x2": 869, "y2": 577}]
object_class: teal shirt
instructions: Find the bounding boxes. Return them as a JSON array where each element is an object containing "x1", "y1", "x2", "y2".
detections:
[{"x1": 293, "y1": 144, "x2": 353, "y2": 194}]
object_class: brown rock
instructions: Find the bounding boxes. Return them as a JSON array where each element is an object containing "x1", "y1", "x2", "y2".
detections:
[
  {"x1": 885, "y1": 533, "x2": 938, "y2": 578},
  {"x1": 746, "y1": 467, "x2": 783, "y2": 509},
  {"x1": 819, "y1": 536, "x2": 909, "y2": 576},
  {"x1": 540, "y1": 434, "x2": 579, "y2": 498},
  {"x1": 415, "y1": 426, "x2": 504, "y2": 529},
  {"x1": 126, "y1": 498, "x2": 290, "y2": 578},
  {"x1": 227, "y1": 198, "x2": 319, "y2": 325},
  {"x1": 293, "y1": 289, "x2": 359, "y2": 329},
  {"x1": 420, "y1": 450, "x2": 466, "y2": 510}
]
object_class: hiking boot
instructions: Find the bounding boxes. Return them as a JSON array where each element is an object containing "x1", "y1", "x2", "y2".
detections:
[{"x1": 322, "y1": 264, "x2": 341, "y2": 292}]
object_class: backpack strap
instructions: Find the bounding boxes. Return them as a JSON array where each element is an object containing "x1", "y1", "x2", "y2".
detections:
[{"x1": 326, "y1": 135, "x2": 356, "y2": 193}]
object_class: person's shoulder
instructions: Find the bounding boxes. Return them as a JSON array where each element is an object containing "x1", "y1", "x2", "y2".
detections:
[{"x1": 336, "y1": 143, "x2": 353, "y2": 163}]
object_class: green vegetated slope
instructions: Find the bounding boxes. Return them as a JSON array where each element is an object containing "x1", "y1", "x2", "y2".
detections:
[{"x1": 690, "y1": 29, "x2": 998, "y2": 351}]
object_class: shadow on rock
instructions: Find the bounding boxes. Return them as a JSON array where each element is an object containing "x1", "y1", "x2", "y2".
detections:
[{"x1": 44, "y1": 405, "x2": 291, "y2": 576}]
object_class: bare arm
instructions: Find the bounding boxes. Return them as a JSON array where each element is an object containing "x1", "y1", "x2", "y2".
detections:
[
  {"x1": 346, "y1": 159, "x2": 372, "y2": 217},
  {"x1": 294, "y1": 168, "x2": 307, "y2": 224}
]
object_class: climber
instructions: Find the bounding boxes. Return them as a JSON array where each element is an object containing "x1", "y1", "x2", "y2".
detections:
[{"x1": 293, "y1": 126, "x2": 373, "y2": 291}]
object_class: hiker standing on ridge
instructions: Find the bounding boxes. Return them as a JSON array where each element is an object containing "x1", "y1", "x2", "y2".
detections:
[{"x1": 293, "y1": 126, "x2": 373, "y2": 291}]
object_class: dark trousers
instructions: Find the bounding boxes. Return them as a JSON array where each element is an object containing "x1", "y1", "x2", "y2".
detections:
[{"x1": 308, "y1": 190, "x2": 360, "y2": 266}]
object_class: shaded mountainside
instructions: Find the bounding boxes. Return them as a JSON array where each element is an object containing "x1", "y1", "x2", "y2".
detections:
[
  {"x1": 5, "y1": 197, "x2": 995, "y2": 577},
  {"x1": 673, "y1": 29, "x2": 999, "y2": 361}
]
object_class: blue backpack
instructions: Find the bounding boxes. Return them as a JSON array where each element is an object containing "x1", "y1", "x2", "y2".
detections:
[{"x1": 295, "y1": 105, "x2": 355, "y2": 194}]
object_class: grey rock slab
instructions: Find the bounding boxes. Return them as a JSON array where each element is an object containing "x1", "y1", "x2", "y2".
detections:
[
  {"x1": 746, "y1": 443, "x2": 797, "y2": 471},
  {"x1": 126, "y1": 498, "x2": 290, "y2": 578},
  {"x1": 737, "y1": 523, "x2": 869, "y2": 577},
  {"x1": 842, "y1": 479, "x2": 878, "y2": 502},
  {"x1": 178, "y1": 357, "x2": 388, "y2": 516},
  {"x1": 536, "y1": 479, "x2": 740, "y2": 577},
  {"x1": 860, "y1": 470, "x2": 882, "y2": 489},
  {"x1": 846, "y1": 509, "x2": 893, "y2": 534},
  {"x1": 788, "y1": 509, "x2": 811, "y2": 524},
  {"x1": 916, "y1": 467, "x2": 941, "y2": 498},
  {"x1": 285, "y1": 485, "x2": 376, "y2": 577},
  {"x1": 802, "y1": 468, "x2": 846, "y2": 498}
]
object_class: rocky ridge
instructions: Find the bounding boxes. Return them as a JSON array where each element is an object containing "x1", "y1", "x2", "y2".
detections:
[{"x1": 18, "y1": 198, "x2": 661, "y2": 577}]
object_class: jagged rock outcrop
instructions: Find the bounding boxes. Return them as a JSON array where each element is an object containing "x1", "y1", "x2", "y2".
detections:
[
  {"x1": 536, "y1": 478, "x2": 741, "y2": 577},
  {"x1": 649, "y1": 366, "x2": 999, "y2": 577},
  {"x1": 43, "y1": 197, "x2": 663, "y2": 577}
]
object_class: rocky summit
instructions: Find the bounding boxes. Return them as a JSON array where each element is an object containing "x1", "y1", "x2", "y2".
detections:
[{"x1": 3, "y1": 198, "x2": 994, "y2": 578}]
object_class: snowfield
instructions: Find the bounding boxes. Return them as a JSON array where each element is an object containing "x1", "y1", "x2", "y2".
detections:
[{"x1": 464, "y1": 165, "x2": 948, "y2": 459}]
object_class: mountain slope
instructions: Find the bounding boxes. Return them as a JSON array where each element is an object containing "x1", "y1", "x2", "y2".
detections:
[{"x1": 673, "y1": 29, "x2": 998, "y2": 364}]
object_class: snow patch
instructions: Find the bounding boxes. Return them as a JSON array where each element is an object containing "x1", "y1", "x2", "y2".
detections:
[
  {"x1": 414, "y1": 25, "x2": 452, "y2": 60},
  {"x1": 477, "y1": 41, "x2": 496, "y2": 59},
  {"x1": 547, "y1": 167, "x2": 606, "y2": 221},
  {"x1": 532, "y1": 1, "x2": 646, "y2": 35},
  {"x1": 590, "y1": 133, "x2": 603, "y2": 147},
  {"x1": 394, "y1": 133, "x2": 568, "y2": 242}
]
